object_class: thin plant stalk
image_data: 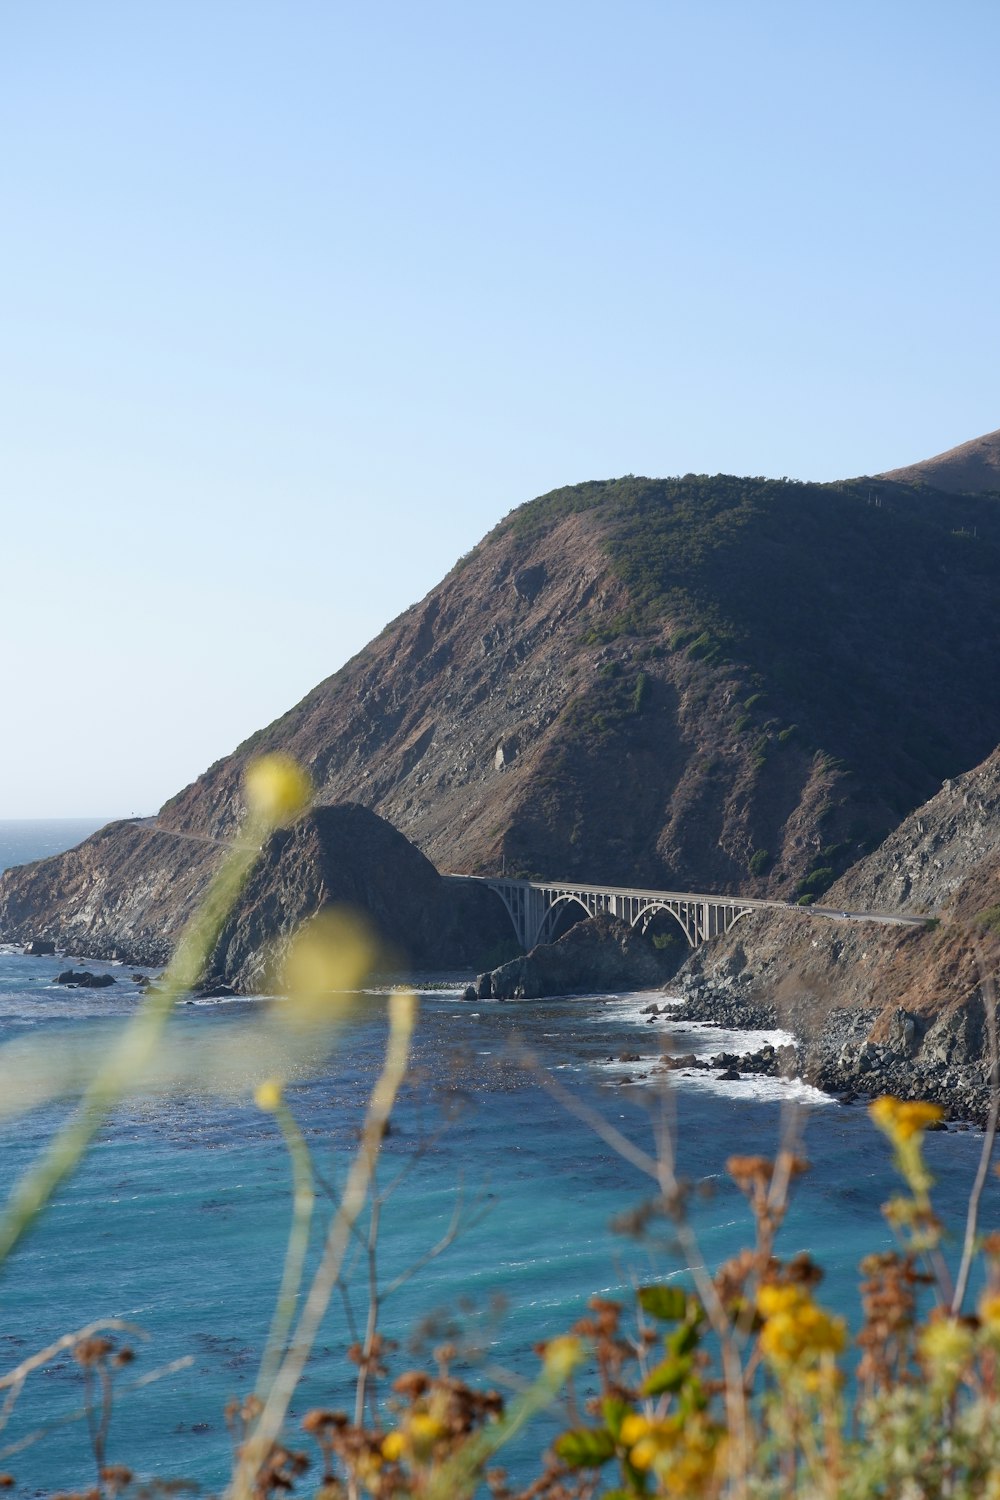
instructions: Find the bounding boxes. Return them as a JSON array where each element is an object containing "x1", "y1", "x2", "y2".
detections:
[
  {"x1": 254, "y1": 1101, "x2": 316, "y2": 1402},
  {"x1": 0, "y1": 825, "x2": 265, "y2": 1267},
  {"x1": 952, "y1": 949, "x2": 999, "y2": 1315},
  {"x1": 230, "y1": 990, "x2": 416, "y2": 1500}
]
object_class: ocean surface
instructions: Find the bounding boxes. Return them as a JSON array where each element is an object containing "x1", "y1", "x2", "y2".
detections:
[{"x1": 0, "y1": 822, "x2": 993, "y2": 1494}]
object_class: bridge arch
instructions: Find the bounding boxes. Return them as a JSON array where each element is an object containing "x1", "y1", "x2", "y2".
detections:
[
  {"x1": 536, "y1": 892, "x2": 593, "y2": 946},
  {"x1": 446, "y1": 874, "x2": 765, "y2": 954},
  {"x1": 629, "y1": 901, "x2": 697, "y2": 947}
]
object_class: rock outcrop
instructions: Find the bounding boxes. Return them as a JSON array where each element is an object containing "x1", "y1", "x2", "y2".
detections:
[
  {"x1": 669, "y1": 748, "x2": 1000, "y2": 1119},
  {"x1": 480, "y1": 912, "x2": 685, "y2": 1000},
  {"x1": 0, "y1": 805, "x2": 512, "y2": 983},
  {"x1": 203, "y1": 805, "x2": 512, "y2": 991}
]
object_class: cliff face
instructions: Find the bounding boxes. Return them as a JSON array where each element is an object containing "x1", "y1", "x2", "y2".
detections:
[
  {"x1": 674, "y1": 746, "x2": 1000, "y2": 1114},
  {"x1": 206, "y1": 806, "x2": 512, "y2": 989},
  {"x1": 0, "y1": 805, "x2": 512, "y2": 978},
  {"x1": 3, "y1": 461, "x2": 1000, "y2": 972}
]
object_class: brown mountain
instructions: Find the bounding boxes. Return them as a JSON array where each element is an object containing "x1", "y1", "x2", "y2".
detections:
[
  {"x1": 3, "y1": 465, "x2": 1000, "y2": 975},
  {"x1": 880, "y1": 426, "x2": 1000, "y2": 493}
]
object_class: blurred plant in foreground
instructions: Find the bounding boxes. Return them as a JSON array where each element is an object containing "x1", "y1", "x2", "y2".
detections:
[{"x1": 0, "y1": 762, "x2": 998, "y2": 1498}]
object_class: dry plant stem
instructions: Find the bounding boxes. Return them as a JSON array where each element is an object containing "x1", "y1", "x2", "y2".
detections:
[
  {"x1": 84, "y1": 1360, "x2": 114, "y2": 1486},
  {"x1": 424, "y1": 1357, "x2": 577, "y2": 1500},
  {"x1": 0, "y1": 828, "x2": 264, "y2": 1267},
  {"x1": 230, "y1": 993, "x2": 416, "y2": 1500},
  {"x1": 255, "y1": 1102, "x2": 316, "y2": 1402},
  {"x1": 0, "y1": 1357, "x2": 193, "y2": 1464},
  {"x1": 354, "y1": 1188, "x2": 382, "y2": 1428},
  {"x1": 350, "y1": 1176, "x2": 468, "y2": 1429},
  {"x1": 0, "y1": 1320, "x2": 145, "y2": 1434},
  {"x1": 952, "y1": 951, "x2": 999, "y2": 1315},
  {"x1": 524, "y1": 1055, "x2": 750, "y2": 1497}
]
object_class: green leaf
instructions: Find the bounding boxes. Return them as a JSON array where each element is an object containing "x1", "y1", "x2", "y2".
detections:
[
  {"x1": 666, "y1": 1322, "x2": 700, "y2": 1357},
  {"x1": 642, "y1": 1354, "x2": 693, "y2": 1395},
  {"x1": 554, "y1": 1427, "x2": 617, "y2": 1468},
  {"x1": 637, "y1": 1285, "x2": 688, "y2": 1321},
  {"x1": 601, "y1": 1398, "x2": 631, "y2": 1439}
]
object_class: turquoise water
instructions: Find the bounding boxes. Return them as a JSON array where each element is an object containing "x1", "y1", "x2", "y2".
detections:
[{"x1": 0, "y1": 826, "x2": 994, "y2": 1494}]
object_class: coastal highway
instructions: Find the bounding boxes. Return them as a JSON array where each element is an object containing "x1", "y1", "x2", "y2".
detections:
[
  {"x1": 804, "y1": 905, "x2": 929, "y2": 928},
  {"x1": 129, "y1": 820, "x2": 932, "y2": 931}
]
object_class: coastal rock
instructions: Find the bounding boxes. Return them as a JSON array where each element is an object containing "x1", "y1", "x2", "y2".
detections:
[
  {"x1": 24, "y1": 938, "x2": 55, "y2": 956},
  {"x1": 666, "y1": 745, "x2": 1000, "y2": 1121},
  {"x1": 485, "y1": 912, "x2": 685, "y2": 1000},
  {"x1": 201, "y1": 806, "x2": 512, "y2": 994},
  {"x1": 55, "y1": 970, "x2": 115, "y2": 988}
]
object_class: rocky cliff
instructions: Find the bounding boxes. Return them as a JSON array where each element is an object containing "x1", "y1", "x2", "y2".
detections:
[
  {"x1": 479, "y1": 912, "x2": 685, "y2": 1000},
  {"x1": 4, "y1": 447, "x2": 1000, "y2": 973},
  {"x1": 672, "y1": 747, "x2": 1000, "y2": 1118},
  {"x1": 0, "y1": 805, "x2": 512, "y2": 979}
]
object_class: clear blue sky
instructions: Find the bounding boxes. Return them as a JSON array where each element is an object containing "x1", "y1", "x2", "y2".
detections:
[{"x1": 3, "y1": 1, "x2": 998, "y2": 817}]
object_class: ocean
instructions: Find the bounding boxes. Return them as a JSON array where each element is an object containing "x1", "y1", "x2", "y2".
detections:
[{"x1": 0, "y1": 821, "x2": 992, "y2": 1494}]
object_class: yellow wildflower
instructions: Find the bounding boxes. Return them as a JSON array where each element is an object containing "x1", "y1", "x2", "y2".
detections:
[
  {"x1": 244, "y1": 753, "x2": 313, "y2": 828},
  {"x1": 920, "y1": 1316, "x2": 975, "y2": 1387},
  {"x1": 869, "y1": 1096, "x2": 944, "y2": 1143},
  {"x1": 381, "y1": 1430, "x2": 405, "y2": 1462},
  {"x1": 757, "y1": 1283, "x2": 846, "y2": 1369},
  {"x1": 408, "y1": 1411, "x2": 445, "y2": 1454},
  {"x1": 620, "y1": 1413, "x2": 673, "y2": 1470},
  {"x1": 978, "y1": 1291, "x2": 1000, "y2": 1333},
  {"x1": 254, "y1": 1079, "x2": 283, "y2": 1112},
  {"x1": 278, "y1": 909, "x2": 379, "y2": 1030},
  {"x1": 621, "y1": 1412, "x2": 723, "y2": 1493},
  {"x1": 542, "y1": 1335, "x2": 584, "y2": 1379}
]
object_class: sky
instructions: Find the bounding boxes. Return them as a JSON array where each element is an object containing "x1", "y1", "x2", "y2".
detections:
[{"x1": 2, "y1": 0, "x2": 998, "y2": 818}]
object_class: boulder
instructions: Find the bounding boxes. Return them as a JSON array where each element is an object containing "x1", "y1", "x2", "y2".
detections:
[
  {"x1": 55, "y1": 970, "x2": 115, "y2": 988},
  {"x1": 24, "y1": 938, "x2": 55, "y2": 956}
]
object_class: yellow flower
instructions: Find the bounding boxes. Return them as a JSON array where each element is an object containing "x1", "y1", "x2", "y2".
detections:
[
  {"x1": 244, "y1": 753, "x2": 312, "y2": 828},
  {"x1": 408, "y1": 1411, "x2": 444, "y2": 1455},
  {"x1": 278, "y1": 909, "x2": 379, "y2": 1030},
  {"x1": 978, "y1": 1291, "x2": 1000, "y2": 1332},
  {"x1": 757, "y1": 1284, "x2": 846, "y2": 1369},
  {"x1": 920, "y1": 1316, "x2": 975, "y2": 1386},
  {"x1": 254, "y1": 1078, "x2": 283, "y2": 1112},
  {"x1": 620, "y1": 1414, "x2": 673, "y2": 1470},
  {"x1": 621, "y1": 1412, "x2": 723, "y2": 1492},
  {"x1": 381, "y1": 1430, "x2": 405, "y2": 1462},
  {"x1": 757, "y1": 1284, "x2": 803, "y2": 1318},
  {"x1": 542, "y1": 1335, "x2": 584, "y2": 1379},
  {"x1": 869, "y1": 1096, "x2": 944, "y2": 1143}
]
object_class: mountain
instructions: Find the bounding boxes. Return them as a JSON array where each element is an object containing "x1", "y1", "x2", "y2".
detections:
[
  {"x1": 879, "y1": 426, "x2": 1000, "y2": 494},
  {"x1": 3, "y1": 455, "x2": 1000, "y2": 975}
]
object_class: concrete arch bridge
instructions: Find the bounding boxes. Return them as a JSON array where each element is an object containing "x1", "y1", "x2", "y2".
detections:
[{"x1": 447, "y1": 875, "x2": 786, "y2": 952}]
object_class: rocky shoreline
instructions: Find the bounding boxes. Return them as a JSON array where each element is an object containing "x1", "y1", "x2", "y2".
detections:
[{"x1": 671, "y1": 959, "x2": 996, "y2": 1128}]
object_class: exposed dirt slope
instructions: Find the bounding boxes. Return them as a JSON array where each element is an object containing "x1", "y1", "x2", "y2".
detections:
[
  {"x1": 880, "y1": 426, "x2": 1000, "y2": 493},
  {"x1": 674, "y1": 747, "x2": 1000, "y2": 1112}
]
